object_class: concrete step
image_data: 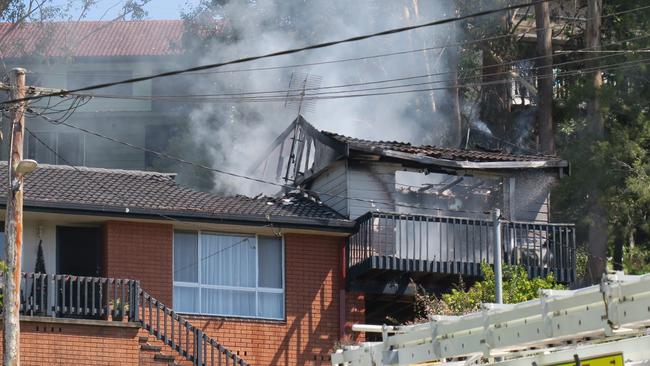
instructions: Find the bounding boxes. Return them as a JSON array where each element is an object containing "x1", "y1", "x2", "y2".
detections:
[{"x1": 140, "y1": 344, "x2": 163, "y2": 352}]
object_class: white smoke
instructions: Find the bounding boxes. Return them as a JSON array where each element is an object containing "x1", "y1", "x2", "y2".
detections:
[{"x1": 184, "y1": 0, "x2": 461, "y2": 195}]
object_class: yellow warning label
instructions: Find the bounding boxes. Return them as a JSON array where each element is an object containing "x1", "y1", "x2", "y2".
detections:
[{"x1": 549, "y1": 353, "x2": 624, "y2": 366}]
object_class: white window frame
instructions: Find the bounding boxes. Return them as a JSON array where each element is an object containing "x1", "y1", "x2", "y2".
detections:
[{"x1": 173, "y1": 231, "x2": 285, "y2": 321}]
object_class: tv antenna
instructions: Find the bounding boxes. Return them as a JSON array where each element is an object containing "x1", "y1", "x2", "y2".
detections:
[{"x1": 284, "y1": 71, "x2": 322, "y2": 116}]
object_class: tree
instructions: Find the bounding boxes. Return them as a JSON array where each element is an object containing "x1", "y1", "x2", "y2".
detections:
[
  {"x1": 34, "y1": 239, "x2": 45, "y2": 274},
  {"x1": 552, "y1": 0, "x2": 650, "y2": 282},
  {"x1": 535, "y1": 0, "x2": 554, "y2": 154},
  {"x1": 416, "y1": 263, "x2": 564, "y2": 317}
]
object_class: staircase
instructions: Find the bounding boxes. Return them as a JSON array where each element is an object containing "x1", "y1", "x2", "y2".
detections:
[
  {"x1": 138, "y1": 332, "x2": 193, "y2": 366},
  {"x1": 137, "y1": 289, "x2": 250, "y2": 366},
  {"x1": 19, "y1": 273, "x2": 251, "y2": 366}
]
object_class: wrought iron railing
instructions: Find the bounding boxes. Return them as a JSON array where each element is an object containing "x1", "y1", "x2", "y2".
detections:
[
  {"x1": 347, "y1": 212, "x2": 576, "y2": 282},
  {"x1": 139, "y1": 291, "x2": 249, "y2": 366},
  {"x1": 14, "y1": 273, "x2": 250, "y2": 366}
]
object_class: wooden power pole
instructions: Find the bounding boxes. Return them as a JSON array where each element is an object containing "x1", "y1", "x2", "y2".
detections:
[{"x1": 4, "y1": 67, "x2": 26, "y2": 366}]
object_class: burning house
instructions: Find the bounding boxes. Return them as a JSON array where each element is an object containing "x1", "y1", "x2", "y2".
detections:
[{"x1": 254, "y1": 116, "x2": 575, "y2": 323}]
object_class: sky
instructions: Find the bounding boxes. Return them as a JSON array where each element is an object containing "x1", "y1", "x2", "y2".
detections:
[{"x1": 52, "y1": 0, "x2": 200, "y2": 20}]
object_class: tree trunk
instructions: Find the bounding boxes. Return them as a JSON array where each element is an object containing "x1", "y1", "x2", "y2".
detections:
[
  {"x1": 535, "y1": 1, "x2": 554, "y2": 154},
  {"x1": 446, "y1": 2, "x2": 462, "y2": 148},
  {"x1": 585, "y1": 0, "x2": 607, "y2": 282},
  {"x1": 586, "y1": 0, "x2": 604, "y2": 137}
]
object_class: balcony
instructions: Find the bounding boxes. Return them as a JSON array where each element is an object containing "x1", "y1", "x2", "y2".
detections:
[
  {"x1": 7, "y1": 273, "x2": 249, "y2": 366},
  {"x1": 347, "y1": 212, "x2": 576, "y2": 286}
]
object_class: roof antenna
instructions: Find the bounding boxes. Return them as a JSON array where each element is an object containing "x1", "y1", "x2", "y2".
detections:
[{"x1": 284, "y1": 71, "x2": 321, "y2": 117}]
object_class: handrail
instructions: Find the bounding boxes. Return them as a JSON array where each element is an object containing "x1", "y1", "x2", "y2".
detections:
[
  {"x1": 138, "y1": 290, "x2": 250, "y2": 366},
  {"x1": 348, "y1": 211, "x2": 576, "y2": 282},
  {"x1": 13, "y1": 273, "x2": 251, "y2": 366}
]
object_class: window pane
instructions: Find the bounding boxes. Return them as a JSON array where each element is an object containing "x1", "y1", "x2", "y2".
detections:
[
  {"x1": 27, "y1": 132, "x2": 56, "y2": 164},
  {"x1": 201, "y1": 288, "x2": 255, "y2": 317},
  {"x1": 173, "y1": 286, "x2": 198, "y2": 313},
  {"x1": 258, "y1": 236, "x2": 282, "y2": 289},
  {"x1": 174, "y1": 231, "x2": 198, "y2": 282},
  {"x1": 201, "y1": 234, "x2": 255, "y2": 287},
  {"x1": 58, "y1": 132, "x2": 84, "y2": 166},
  {"x1": 258, "y1": 292, "x2": 283, "y2": 319}
]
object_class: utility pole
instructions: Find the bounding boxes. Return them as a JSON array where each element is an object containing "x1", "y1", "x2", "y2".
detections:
[
  {"x1": 4, "y1": 67, "x2": 26, "y2": 366},
  {"x1": 535, "y1": 0, "x2": 554, "y2": 155},
  {"x1": 492, "y1": 208, "x2": 503, "y2": 304}
]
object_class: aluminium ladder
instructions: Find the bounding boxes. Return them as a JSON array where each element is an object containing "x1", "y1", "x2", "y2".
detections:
[{"x1": 332, "y1": 272, "x2": 650, "y2": 366}]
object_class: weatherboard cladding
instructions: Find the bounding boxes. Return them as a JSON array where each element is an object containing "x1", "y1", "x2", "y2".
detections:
[
  {"x1": 0, "y1": 163, "x2": 346, "y2": 224},
  {"x1": 322, "y1": 131, "x2": 564, "y2": 163}
]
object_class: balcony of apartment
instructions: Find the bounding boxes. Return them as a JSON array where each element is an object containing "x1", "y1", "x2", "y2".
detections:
[{"x1": 347, "y1": 212, "x2": 576, "y2": 287}]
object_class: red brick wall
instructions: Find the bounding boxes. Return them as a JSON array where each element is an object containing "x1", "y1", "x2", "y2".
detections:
[
  {"x1": 102, "y1": 224, "x2": 365, "y2": 366},
  {"x1": 345, "y1": 292, "x2": 365, "y2": 343},
  {"x1": 0, "y1": 320, "x2": 140, "y2": 365},
  {"x1": 184, "y1": 233, "x2": 355, "y2": 366},
  {"x1": 103, "y1": 221, "x2": 173, "y2": 304}
]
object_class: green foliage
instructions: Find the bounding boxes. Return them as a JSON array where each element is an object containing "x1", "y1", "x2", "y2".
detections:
[
  {"x1": 623, "y1": 246, "x2": 650, "y2": 275},
  {"x1": 552, "y1": 0, "x2": 650, "y2": 276},
  {"x1": 34, "y1": 240, "x2": 46, "y2": 274},
  {"x1": 416, "y1": 263, "x2": 564, "y2": 317}
]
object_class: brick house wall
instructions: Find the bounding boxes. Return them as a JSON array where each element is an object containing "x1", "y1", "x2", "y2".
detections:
[
  {"x1": 0, "y1": 320, "x2": 140, "y2": 365},
  {"x1": 102, "y1": 222, "x2": 365, "y2": 366},
  {"x1": 183, "y1": 233, "x2": 362, "y2": 366},
  {"x1": 103, "y1": 221, "x2": 174, "y2": 305}
]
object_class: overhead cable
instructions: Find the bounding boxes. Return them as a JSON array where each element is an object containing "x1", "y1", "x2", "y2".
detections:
[{"x1": 0, "y1": 0, "x2": 555, "y2": 105}]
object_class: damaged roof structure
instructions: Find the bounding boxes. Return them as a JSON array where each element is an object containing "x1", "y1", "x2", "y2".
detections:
[{"x1": 251, "y1": 115, "x2": 569, "y2": 193}]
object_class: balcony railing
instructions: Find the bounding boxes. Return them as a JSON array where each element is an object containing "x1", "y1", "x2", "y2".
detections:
[
  {"x1": 347, "y1": 212, "x2": 576, "y2": 283},
  {"x1": 12, "y1": 273, "x2": 250, "y2": 366}
]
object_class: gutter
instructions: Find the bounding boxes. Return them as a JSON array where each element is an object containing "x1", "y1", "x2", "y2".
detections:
[
  {"x1": 0, "y1": 200, "x2": 356, "y2": 233},
  {"x1": 381, "y1": 150, "x2": 569, "y2": 170}
]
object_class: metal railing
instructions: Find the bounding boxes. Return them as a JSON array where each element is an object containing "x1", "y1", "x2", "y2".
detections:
[
  {"x1": 347, "y1": 212, "x2": 576, "y2": 282},
  {"x1": 139, "y1": 291, "x2": 249, "y2": 366},
  {"x1": 19, "y1": 273, "x2": 139, "y2": 320},
  {"x1": 14, "y1": 273, "x2": 250, "y2": 366}
]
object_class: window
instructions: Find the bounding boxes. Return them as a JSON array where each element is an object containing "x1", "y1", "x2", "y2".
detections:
[
  {"x1": 27, "y1": 131, "x2": 85, "y2": 166},
  {"x1": 173, "y1": 231, "x2": 284, "y2": 320},
  {"x1": 67, "y1": 70, "x2": 133, "y2": 96}
]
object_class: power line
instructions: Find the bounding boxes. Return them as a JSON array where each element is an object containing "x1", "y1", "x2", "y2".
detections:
[
  {"x1": 173, "y1": 236, "x2": 253, "y2": 275},
  {"x1": 73, "y1": 48, "x2": 644, "y2": 102},
  {"x1": 68, "y1": 57, "x2": 650, "y2": 103},
  {"x1": 22, "y1": 122, "x2": 240, "y2": 231},
  {"x1": 27, "y1": 111, "x2": 492, "y2": 216},
  {"x1": 32, "y1": 3, "x2": 650, "y2": 79},
  {"x1": 0, "y1": 0, "x2": 555, "y2": 105}
]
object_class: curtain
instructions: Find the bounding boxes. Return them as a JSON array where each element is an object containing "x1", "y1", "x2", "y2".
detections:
[
  {"x1": 174, "y1": 231, "x2": 198, "y2": 282},
  {"x1": 173, "y1": 232, "x2": 284, "y2": 319},
  {"x1": 201, "y1": 234, "x2": 256, "y2": 287},
  {"x1": 258, "y1": 236, "x2": 282, "y2": 288},
  {"x1": 173, "y1": 286, "x2": 199, "y2": 313}
]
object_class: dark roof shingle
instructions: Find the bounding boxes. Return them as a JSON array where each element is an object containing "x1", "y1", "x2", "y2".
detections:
[
  {"x1": 322, "y1": 131, "x2": 565, "y2": 164},
  {"x1": 0, "y1": 163, "x2": 348, "y2": 227}
]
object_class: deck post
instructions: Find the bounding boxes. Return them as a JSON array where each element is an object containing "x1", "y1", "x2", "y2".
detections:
[{"x1": 492, "y1": 209, "x2": 503, "y2": 304}]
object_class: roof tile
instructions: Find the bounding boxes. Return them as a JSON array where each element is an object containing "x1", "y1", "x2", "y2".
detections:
[
  {"x1": 0, "y1": 20, "x2": 184, "y2": 58},
  {"x1": 0, "y1": 163, "x2": 346, "y2": 224},
  {"x1": 322, "y1": 131, "x2": 564, "y2": 163}
]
